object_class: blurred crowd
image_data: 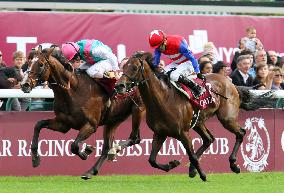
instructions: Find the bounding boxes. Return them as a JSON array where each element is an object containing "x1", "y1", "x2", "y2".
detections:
[{"x1": 198, "y1": 26, "x2": 284, "y2": 91}]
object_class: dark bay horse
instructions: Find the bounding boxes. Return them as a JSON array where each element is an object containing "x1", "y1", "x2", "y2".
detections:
[
  {"x1": 116, "y1": 52, "x2": 274, "y2": 181},
  {"x1": 21, "y1": 48, "x2": 145, "y2": 180}
]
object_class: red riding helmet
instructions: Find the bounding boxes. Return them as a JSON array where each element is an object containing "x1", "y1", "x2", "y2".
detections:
[
  {"x1": 61, "y1": 42, "x2": 80, "y2": 61},
  {"x1": 149, "y1": 30, "x2": 166, "y2": 48}
]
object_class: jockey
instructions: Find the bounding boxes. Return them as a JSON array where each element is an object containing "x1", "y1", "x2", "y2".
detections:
[
  {"x1": 61, "y1": 39, "x2": 119, "y2": 78},
  {"x1": 149, "y1": 30, "x2": 205, "y2": 98}
]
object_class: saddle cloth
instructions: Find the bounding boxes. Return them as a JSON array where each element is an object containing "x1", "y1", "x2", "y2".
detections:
[{"x1": 172, "y1": 78, "x2": 216, "y2": 110}]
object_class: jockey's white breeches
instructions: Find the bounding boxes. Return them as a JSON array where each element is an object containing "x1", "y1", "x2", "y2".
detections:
[
  {"x1": 79, "y1": 54, "x2": 119, "y2": 78},
  {"x1": 164, "y1": 61, "x2": 195, "y2": 81}
]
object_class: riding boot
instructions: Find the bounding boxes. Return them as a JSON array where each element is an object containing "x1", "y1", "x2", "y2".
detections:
[{"x1": 178, "y1": 75, "x2": 204, "y2": 98}]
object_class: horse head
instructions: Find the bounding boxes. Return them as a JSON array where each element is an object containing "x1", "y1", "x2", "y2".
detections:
[
  {"x1": 115, "y1": 51, "x2": 154, "y2": 94},
  {"x1": 21, "y1": 46, "x2": 72, "y2": 93}
]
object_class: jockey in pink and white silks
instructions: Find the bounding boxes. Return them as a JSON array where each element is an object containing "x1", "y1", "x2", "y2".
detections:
[
  {"x1": 61, "y1": 39, "x2": 119, "y2": 78},
  {"x1": 149, "y1": 30, "x2": 205, "y2": 98}
]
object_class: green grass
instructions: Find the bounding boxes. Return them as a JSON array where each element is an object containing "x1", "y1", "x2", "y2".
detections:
[{"x1": 0, "y1": 172, "x2": 284, "y2": 193}]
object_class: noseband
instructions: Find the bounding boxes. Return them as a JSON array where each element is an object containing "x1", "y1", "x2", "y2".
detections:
[{"x1": 121, "y1": 56, "x2": 151, "y2": 86}]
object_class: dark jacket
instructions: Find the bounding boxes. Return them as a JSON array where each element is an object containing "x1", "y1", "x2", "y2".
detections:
[{"x1": 230, "y1": 69, "x2": 254, "y2": 87}]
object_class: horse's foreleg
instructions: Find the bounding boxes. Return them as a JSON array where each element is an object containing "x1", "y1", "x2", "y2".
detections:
[
  {"x1": 189, "y1": 125, "x2": 215, "y2": 178},
  {"x1": 81, "y1": 123, "x2": 118, "y2": 180},
  {"x1": 179, "y1": 132, "x2": 206, "y2": 181},
  {"x1": 114, "y1": 108, "x2": 144, "y2": 154},
  {"x1": 71, "y1": 123, "x2": 96, "y2": 161},
  {"x1": 31, "y1": 119, "x2": 70, "y2": 167},
  {"x1": 148, "y1": 133, "x2": 180, "y2": 172}
]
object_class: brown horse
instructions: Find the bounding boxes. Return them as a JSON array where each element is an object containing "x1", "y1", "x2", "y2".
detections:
[
  {"x1": 21, "y1": 48, "x2": 145, "y2": 180},
  {"x1": 115, "y1": 52, "x2": 274, "y2": 181}
]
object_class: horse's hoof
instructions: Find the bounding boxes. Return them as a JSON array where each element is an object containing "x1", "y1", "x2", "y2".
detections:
[
  {"x1": 107, "y1": 153, "x2": 116, "y2": 161},
  {"x1": 230, "y1": 164, "x2": 241, "y2": 174},
  {"x1": 188, "y1": 165, "x2": 197, "y2": 178},
  {"x1": 32, "y1": 154, "x2": 40, "y2": 168},
  {"x1": 81, "y1": 172, "x2": 92, "y2": 180},
  {"x1": 169, "y1": 160, "x2": 181, "y2": 169},
  {"x1": 84, "y1": 145, "x2": 95, "y2": 156},
  {"x1": 79, "y1": 152, "x2": 88, "y2": 160},
  {"x1": 200, "y1": 173, "x2": 207, "y2": 182}
]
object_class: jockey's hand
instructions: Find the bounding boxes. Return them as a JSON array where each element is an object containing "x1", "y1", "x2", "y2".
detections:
[{"x1": 197, "y1": 73, "x2": 205, "y2": 80}]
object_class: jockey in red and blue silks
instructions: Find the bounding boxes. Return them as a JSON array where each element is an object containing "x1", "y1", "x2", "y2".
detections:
[
  {"x1": 149, "y1": 30, "x2": 205, "y2": 98},
  {"x1": 62, "y1": 39, "x2": 119, "y2": 78}
]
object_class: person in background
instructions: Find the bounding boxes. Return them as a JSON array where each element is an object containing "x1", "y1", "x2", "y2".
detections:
[
  {"x1": 0, "y1": 50, "x2": 6, "y2": 67},
  {"x1": 271, "y1": 67, "x2": 284, "y2": 90},
  {"x1": 242, "y1": 26, "x2": 263, "y2": 53},
  {"x1": 267, "y1": 50, "x2": 278, "y2": 66},
  {"x1": 199, "y1": 61, "x2": 213, "y2": 75},
  {"x1": 201, "y1": 42, "x2": 220, "y2": 64},
  {"x1": 9, "y1": 51, "x2": 31, "y2": 111},
  {"x1": 231, "y1": 49, "x2": 254, "y2": 72},
  {"x1": 252, "y1": 62, "x2": 274, "y2": 90},
  {"x1": 248, "y1": 50, "x2": 267, "y2": 78},
  {"x1": 198, "y1": 55, "x2": 211, "y2": 64},
  {"x1": 212, "y1": 61, "x2": 232, "y2": 81},
  {"x1": 230, "y1": 55, "x2": 254, "y2": 87}
]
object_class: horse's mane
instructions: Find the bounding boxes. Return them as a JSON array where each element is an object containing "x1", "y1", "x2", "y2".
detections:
[
  {"x1": 42, "y1": 48, "x2": 73, "y2": 72},
  {"x1": 132, "y1": 51, "x2": 169, "y2": 82}
]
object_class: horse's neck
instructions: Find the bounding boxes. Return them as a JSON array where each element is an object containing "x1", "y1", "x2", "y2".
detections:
[
  {"x1": 139, "y1": 66, "x2": 170, "y2": 110},
  {"x1": 49, "y1": 63, "x2": 77, "y2": 91}
]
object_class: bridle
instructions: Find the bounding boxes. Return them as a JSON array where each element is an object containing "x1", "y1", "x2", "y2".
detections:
[
  {"x1": 27, "y1": 52, "x2": 71, "y2": 89},
  {"x1": 121, "y1": 56, "x2": 152, "y2": 87}
]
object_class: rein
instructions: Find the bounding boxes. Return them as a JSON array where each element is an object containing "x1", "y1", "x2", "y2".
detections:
[
  {"x1": 121, "y1": 56, "x2": 152, "y2": 86},
  {"x1": 39, "y1": 53, "x2": 72, "y2": 90}
]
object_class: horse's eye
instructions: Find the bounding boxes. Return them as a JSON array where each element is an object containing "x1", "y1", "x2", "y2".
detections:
[
  {"x1": 40, "y1": 63, "x2": 44, "y2": 68},
  {"x1": 131, "y1": 65, "x2": 138, "y2": 71}
]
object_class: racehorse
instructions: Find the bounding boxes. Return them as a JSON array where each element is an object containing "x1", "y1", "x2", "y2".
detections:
[
  {"x1": 115, "y1": 52, "x2": 274, "y2": 181},
  {"x1": 21, "y1": 47, "x2": 145, "y2": 180}
]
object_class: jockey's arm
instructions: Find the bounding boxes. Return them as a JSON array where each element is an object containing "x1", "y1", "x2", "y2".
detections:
[
  {"x1": 153, "y1": 49, "x2": 161, "y2": 68},
  {"x1": 179, "y1": 40, "x2": 200, "y2": 73}
]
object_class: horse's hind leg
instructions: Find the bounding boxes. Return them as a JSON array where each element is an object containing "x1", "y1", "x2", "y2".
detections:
[
  {"x1": 148, "y1": 133, "x2": 180, "y2": 172},
  {"x1": 217, "y1": 113, "x2": 246, "y2": 174},
  {"x1": 31, "y1": 119, "x2": 70, "y2": 167},
  {"x1": 71, "y1": 123, "x2": 96, "y2": 161},
  {"x1": 179, "y1": 132, "x2": 206, "y2": 181},
  {"x1": 189, "y1": 124, "x2": 214, "y2": 178}
]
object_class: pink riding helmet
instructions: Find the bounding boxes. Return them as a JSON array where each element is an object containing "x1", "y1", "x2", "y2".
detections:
[{"x1": 61, "y1": 42, "x2": 80, "y2": 61}]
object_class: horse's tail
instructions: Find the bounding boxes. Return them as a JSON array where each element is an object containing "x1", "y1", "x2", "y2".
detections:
[{"x1": 236, "y1": 86, "x2": 276, "y2": 111}]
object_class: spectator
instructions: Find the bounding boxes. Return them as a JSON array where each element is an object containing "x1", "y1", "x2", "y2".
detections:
[
  {"x1": 252, "y1": 62, "x2": 274, "y2": 90},
  {"x1": 8, "y1": 51, "x2": 31, "y2": 111},
  {"x1": 198, "y1": 55, "x2": 210, "y2": 64},
  {"x1": 202, "y1": 42, "x2": 220, "y2": 64},
  {"x1": 212, "y1": 61, "x2": 231, "y2": 81},
  {"x1": 199, "y1": 61, "x2": 213, "y2": 75},
  {"x1": 21, "y1": 49, "x2": 36, "y2": 72},
  {"x1": 231, "y1": 49, "x2": 254, "y2": 72},
  {"x1": 248, "y1": 50, "x2": 267, "y2": 78},
  {"x1": 0, "y1": 50, "x2": 6, "y2": 67},
  {"x1": 230, "y1": 55, "x2": 254, "y2": 87},
  {"x1": 271, "y1": 67, "x2": 284, "y2": 90},
  {"x1": 242, "y1": 26, "x2": 263, "y2": 53},
  {"x1": 267, "y1": 50, "x2": 278, "y2": 66}
]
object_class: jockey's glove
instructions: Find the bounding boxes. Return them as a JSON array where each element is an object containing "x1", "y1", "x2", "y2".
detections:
[{"x1": 197, "y1": 73, "x2": 205, "y2": 80}]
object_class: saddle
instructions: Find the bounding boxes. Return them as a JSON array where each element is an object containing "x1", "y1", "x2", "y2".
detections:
[{"x1": 172, "y1": 78, "x2": 216, "y2": 110}]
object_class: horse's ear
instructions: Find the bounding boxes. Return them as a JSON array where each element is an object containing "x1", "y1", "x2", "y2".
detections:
[
  {"x1": 47, "y1": 47, "x2": 55, "y2": 57},
  {"x1": 144, "y1": 52, "x2": 154, "y2": 65}
]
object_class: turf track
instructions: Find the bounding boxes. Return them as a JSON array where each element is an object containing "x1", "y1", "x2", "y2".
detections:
[{"x1": 0, "y1": 172, "x2": 283, "y2": 193}]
